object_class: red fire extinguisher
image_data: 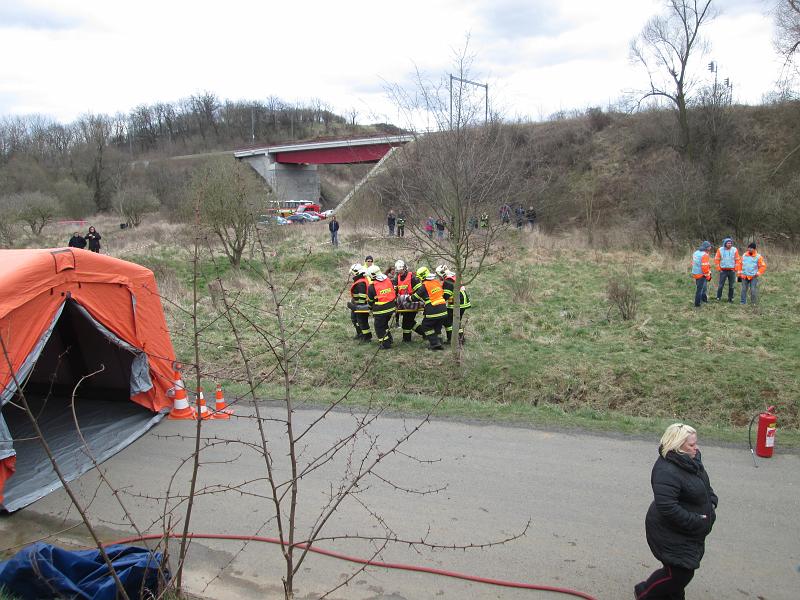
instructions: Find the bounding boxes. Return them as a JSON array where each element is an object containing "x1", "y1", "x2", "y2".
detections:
[{"x1": 749, "y1": 406, "x2": 777, "y2": 464}]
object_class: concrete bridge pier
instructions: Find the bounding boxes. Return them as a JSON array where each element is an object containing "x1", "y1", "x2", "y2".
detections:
[{"x1": 238, "y1": 153, "x2": 320, "y2": 204}]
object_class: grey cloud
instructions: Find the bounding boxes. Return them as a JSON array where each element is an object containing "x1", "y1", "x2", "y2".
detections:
[
  {"x1": 0, "y1": 3, "x2": 81, "y2": 30},
  {"x1": 474, "y1": 0, "x2": 564, "y2": 38}
]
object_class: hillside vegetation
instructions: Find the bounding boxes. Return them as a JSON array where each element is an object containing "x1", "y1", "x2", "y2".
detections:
[{"x1": 27, "y1": 216, "x2": 800, "y2": 445}]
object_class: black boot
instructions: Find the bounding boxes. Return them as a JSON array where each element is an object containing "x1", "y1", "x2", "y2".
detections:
[
  {"x1": 380, "y1": 338, "x2": 392, "y2": 349},
  {"x1": 402, "y1": 332, "x2": 412, "y2": 342},
  {"x1": 360, "y1": 333, "x2": 372, "y2": 343},
  {"x1": 428, "y1": 335, "x2": 444, "y2": 350},
  {"x1": 445, "y1": 331, "x2": 452, "y2": 344},
  {"x1": 353, "y1": 329, "x2": 362, "y2": 340}
]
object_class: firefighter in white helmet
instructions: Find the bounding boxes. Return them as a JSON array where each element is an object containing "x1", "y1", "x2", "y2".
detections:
[
  {"x1": 349, "y1": 264, "x2": 371, "y2": 342},
  {"x1": 393, "y1": 259, "x2": 421, "y2": 342},
  {"x1": 366, "y1": 265, "x2": 396, "y2": 349}
]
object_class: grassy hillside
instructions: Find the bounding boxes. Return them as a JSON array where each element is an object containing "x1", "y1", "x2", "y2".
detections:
[{"x1": 43, "y1": 216, "x2": 798, "y2": 445}]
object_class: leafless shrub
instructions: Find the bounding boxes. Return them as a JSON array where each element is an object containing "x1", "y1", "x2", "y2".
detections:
[{"x1": 607, "y1": 276, "x2": 639, "y2": 321}]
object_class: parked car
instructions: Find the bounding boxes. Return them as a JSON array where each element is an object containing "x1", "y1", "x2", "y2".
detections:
[
  {"x1": 287, "y1": 213, "x2": 319, "y2": 224},
  {"x1": 321, "y1": 210, "x2": 335, "y2": 218},
  {"x1": 295, "y1": 202, "x2": 321, "y2": 213},
  {"x1": 301, "y1": 210, "x2": 326, "y2": 219},
  {"x1": 257, "y1": 214, "x2": 290, "y2": 227}
]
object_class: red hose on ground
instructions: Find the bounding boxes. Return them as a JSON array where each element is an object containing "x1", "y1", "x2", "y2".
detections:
[{"x1": 106, "y1": 532, "x2": 598, "y2": 599}]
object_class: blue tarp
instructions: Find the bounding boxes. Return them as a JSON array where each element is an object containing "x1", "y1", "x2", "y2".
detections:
[{"x1": 0, "y1": 543, "x2": 167, "y2": 599}]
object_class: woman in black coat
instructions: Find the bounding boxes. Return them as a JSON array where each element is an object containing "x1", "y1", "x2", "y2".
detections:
[
  {"x1": 635, "y1": 423, "x2": 718, "y2": 599},
  {"x1": 85, "y1": 226, "x2": 101, "y2": 253}
]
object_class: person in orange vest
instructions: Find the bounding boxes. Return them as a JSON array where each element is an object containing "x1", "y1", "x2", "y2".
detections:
[
  {"x1": 366, "y1": 265, "x2": 397, "y2": 349},
  {"x1": 393, "y1": 260, "x2": 420, "y2": 342},
  {"x1": 714, "y1": 237, "x2": 741, "y2": 303},
  {"x1": 690, "y1": 241, "x2": 712, "y2": 307},
  {"x1": 436, "y1": 264, "x2": 472, "y2": 345},
  {"x1": 738, "y1": 242, "x2": 766, "y2": 305},
  {"x1": 411, "y1": 266, "x2": 446, "y2": 350},
  {"x1": 349, "y1": 263, "x2": 372, "y2": 342}
]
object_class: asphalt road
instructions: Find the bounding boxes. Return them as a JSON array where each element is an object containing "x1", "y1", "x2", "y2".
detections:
[{"x1": 2, "y1": 404, "x2": 798, "y2": 599}]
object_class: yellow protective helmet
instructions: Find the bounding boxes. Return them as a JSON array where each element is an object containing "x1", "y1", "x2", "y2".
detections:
[{"x1": 416, "y1": 266, "x2": 430, "y2": 280}]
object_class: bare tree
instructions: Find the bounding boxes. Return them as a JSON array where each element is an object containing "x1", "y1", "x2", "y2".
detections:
[
  {"x1": 188, "y1": 157, "x2": 270, "y2": 267},
  {"x1": 630, "y1": 0, "x2": 716, "y2": 158},
  {"x1": 381, "y1": 49, "x2": 521, "y2": 362},
  {"x1": 112, "y1": 185, "x2": 161, "y2": 227},
  {"x1": 775, "y1": 0, "x2": 800, "y2": 66},
  {"x1": 9, "y1": 191, "x2": 62, "y2": 235}
]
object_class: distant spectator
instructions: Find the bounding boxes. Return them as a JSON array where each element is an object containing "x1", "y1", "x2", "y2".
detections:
[
  {"x1": 515, "y1": 205, "x2": 525, "y2": 229},
  {"x1": 328, "y1": 215, "x2": 339, "y2": 247},
  {"x1": 479, "y1": 212, "x2": 489, "y2": 228},
  {"x1": 435, "y1": 218, "x2": 446, "y2": 239},
  {"x1": 526, "y1": 206, "x2": 537, "y2": 229},
  {"x1": 387, "y1": 210, "x2": 396, "y2": 236},
  {"x1": 499, "y1": 203, "x2": 511, "y2": 225},
  {"x1": 86, "y1": 226, "x2": 102, "y2": 253},
  {"x1": 396, "y1": 213, "x2": 406, "y2": 237},
  {"x1": 425, "y1": 217, "x2": 435, "y2": 238},
  {"x1": 68, "y1": 232, "x2": 86, "y2": 249}
]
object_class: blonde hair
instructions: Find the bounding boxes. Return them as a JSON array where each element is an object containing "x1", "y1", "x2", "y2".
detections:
[{"x1": 660, "y1": 423, "x2": 697, "y2": 457}]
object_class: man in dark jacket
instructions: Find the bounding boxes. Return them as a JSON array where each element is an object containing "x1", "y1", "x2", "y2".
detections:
[
  {"x1": 328, "y1": 215, "x2": 340, "y2": 247},
  {"x1": 68, "y1": 232, "x2": 86, "y2": 248},
  {"x1": 635, "y1": 423, "x2": 718, "y2": 599}
]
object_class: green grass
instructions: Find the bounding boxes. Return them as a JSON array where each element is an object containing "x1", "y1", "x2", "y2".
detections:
[{"x1": 125, "y1": 227, "x2": 800, "y2": 445}]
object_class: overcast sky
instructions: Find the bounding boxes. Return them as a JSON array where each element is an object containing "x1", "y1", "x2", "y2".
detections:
[{"x1": 0, "y1": 0, "x2": 782, "y2": 126}]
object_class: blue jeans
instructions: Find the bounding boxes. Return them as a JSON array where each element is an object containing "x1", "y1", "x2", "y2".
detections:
[
  {"x1": 716, "y1": 270, "x2": 736, "y2": 301},
  {"x1": 694, "y1": 277, "x2": 708, "y2": 307},
  {"x1": 330, "y1": 231, "x2": 338, "y2": 246},
  {"x1": 741, "y1": 277, "x2": 759, "y2": 304}
]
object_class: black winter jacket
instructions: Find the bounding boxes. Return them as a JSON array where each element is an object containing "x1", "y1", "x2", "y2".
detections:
[{"x1": 645, "y1": 448, "x2": 718, "y2": 570}]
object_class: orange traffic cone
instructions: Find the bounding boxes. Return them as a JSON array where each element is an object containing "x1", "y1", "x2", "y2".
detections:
[
  {"x1": 168, "y1": 371, "x2": 196, "y2": 420},
  {"x1": 196, "y1": 386, "x2": 212, "y2": 420},
  {"x1": 212, "y1": 383, "x2": 233, "y2": 419}
]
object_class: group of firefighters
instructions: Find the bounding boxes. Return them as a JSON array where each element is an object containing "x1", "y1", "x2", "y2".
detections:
[
  {"x1": 691, "y1": 238, "x2": 767, "y2": 307},
  {"x1": 348, "y1": 259, "x2": 471, "y2": 350}
]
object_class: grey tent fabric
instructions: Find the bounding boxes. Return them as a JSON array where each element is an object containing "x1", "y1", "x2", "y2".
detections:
[
  {"x1": 71, "y1": 303, "x2": 152, "y2": 396},
  {"x1": 1, "y1": 396, "x2": 163, "y2": 512},
  {"x1": 0, "y1": 298, "x2": 162, "y2": 512}
]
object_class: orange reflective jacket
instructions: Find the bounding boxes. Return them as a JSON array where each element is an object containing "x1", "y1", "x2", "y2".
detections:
[
  {"x1": 395, "y1": 271, "x2": 412, "y2": 294},
  {"x1": 371, "y1": 277, "x2": 397, "y2": 304},
  {"x1": 422, "y1": 279, "x2": 446, "y2": 305}
]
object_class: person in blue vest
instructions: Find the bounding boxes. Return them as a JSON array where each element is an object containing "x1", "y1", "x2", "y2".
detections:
[
  {"x1": 738, "y1": 242, "x2": 766, "y2": 305},
  {"x1": 713, "y1": 237, "x2": 740, "y2": 302},
  {"x1": 690, "y1": 241, "x2": 712, "y2": 307}
]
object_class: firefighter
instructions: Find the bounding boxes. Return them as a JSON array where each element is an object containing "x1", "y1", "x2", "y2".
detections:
[
  {"x1": 393, "y1": 260, "x2": 420, "y2": 342},
  {"x1": 350, "y1": 263, "x2": 371, "y2": 342},
  {"x1": 412, "y1": 266, "x2": 446, "y2": 350},
  {"x1": 436, "y1": 264, "x2": 472, "y2": 344},
  {"x1": 367, "y1": 265, "x2": 397, "y2": 349}
]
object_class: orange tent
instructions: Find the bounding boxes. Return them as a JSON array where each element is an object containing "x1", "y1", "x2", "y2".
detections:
[{"x1": 0, "y1": 248, "x2": 176, "y2": 512}]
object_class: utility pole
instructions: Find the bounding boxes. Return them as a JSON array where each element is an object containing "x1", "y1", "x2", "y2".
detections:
[{"x1": 449, "y1": 74, "x2": 488, "y2": 130}]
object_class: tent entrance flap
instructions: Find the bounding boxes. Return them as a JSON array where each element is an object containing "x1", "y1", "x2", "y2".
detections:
[{"x1": 0, "y1": 299, "x2": 162, "y2": 513}]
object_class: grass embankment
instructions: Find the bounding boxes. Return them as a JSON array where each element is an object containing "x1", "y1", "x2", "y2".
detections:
[{"x1": 51, "y1": 217, "x2": 799, "y2": 446}]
